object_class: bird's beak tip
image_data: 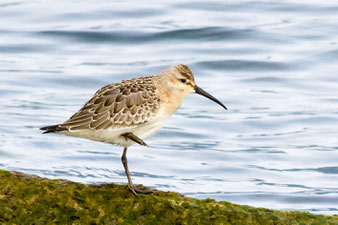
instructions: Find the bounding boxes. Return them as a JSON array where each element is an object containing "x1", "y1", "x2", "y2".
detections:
[{"x1": 194, "y1": 85, "x2": 227, "y2": 111}]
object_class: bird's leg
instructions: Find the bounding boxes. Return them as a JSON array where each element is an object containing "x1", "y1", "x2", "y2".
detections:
[
  {"x1": 122, "y1": 132, "x2": 148, "y2": 146},
  {"x1": 121, "y1": 147, "x2": 138, "y2": 196},
  {"x1": 121, "y1": 147, "x2": 154, "y2": 197}
]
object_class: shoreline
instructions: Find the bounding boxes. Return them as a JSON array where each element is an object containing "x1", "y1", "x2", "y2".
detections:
[{"x1": 1, "y1": 169, "x2": 337, "y2": 224}]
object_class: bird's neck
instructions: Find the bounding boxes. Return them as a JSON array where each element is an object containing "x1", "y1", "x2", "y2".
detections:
[{"x1": 155, "y1": 76, "x2": 188, "y2": 117}]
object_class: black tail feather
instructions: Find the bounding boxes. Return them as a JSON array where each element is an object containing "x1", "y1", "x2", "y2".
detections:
[{"x1": 40, "y1": 125, "x2": 67, "y2": 134}]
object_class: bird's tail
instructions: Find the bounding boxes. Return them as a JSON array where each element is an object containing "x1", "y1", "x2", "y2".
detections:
[{"x1": 40, "y1": 124, "x2": 67, "y2": 134}]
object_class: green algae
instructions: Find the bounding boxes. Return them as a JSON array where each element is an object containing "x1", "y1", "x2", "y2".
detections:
[{"x1": 0, "y1": 170, "x2": 337, "y2": 225}]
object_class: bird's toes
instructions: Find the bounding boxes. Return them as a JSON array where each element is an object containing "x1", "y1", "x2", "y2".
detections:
[{"x1": 133, "y1": 185, "x2": 155, "y2": 194}]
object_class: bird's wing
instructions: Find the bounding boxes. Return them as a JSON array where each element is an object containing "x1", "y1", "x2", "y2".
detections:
[{"x1": 60, "y1": 76, "x2": 160, "y2": 131}]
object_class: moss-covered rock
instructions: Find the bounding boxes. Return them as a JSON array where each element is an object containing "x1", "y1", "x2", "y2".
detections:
[{"x1": 0, "y1": 170, "x2": 337, "y2": 224}]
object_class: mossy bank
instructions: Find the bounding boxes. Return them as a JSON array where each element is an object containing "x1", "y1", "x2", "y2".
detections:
[{"x1": 0, "y1": 170, "x2": 337, "y2": 224}]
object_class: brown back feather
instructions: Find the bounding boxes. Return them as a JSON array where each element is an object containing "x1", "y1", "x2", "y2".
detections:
[{"x1": 59, "y1": 76, "x2": 160, "y2": 131}]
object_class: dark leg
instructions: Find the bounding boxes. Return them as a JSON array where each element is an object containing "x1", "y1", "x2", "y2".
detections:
[
  {"x1": 122, "y1": 132, "x2": 148, "y2": 146},
  {"x1": 121, "y1": 147, "x2": 154, "y2": 197}
]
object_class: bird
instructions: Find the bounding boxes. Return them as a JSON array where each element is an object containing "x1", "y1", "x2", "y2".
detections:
[{"x1": 40, "y1": 64, "x2": 227, "y2": 197}]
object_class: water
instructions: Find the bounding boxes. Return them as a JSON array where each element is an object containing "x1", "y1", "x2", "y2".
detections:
[{"x1": 1, "y1": 0, "x2": 338, "y2": 215}]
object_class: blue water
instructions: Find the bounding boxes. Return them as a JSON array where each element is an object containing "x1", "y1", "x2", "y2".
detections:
[{"x1": 1, "y1": 0, "x2": 338, "y2": 215}]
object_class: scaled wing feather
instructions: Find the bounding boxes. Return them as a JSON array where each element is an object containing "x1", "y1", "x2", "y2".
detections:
[{"x1": 59, "y1": 76, "x2": 160, "y2": 131}]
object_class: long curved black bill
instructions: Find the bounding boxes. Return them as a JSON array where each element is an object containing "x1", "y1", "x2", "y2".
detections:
[{"x1": 195, "y1": 85, "x2": 227, "y2": 110}]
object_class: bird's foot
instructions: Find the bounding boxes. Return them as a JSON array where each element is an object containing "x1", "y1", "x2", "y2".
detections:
[
  {"x1": 128, "y1": 184, "x2": 155, "y2": 197},
  {"x1": 134, "y1": 185, "x2": 155, "y2": 194}
]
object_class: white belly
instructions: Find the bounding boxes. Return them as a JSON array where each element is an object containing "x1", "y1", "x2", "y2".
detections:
[{"x1": 60, "y1": 105, "x2": 173, "y2": 148}]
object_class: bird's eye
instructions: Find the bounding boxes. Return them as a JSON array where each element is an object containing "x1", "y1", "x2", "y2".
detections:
[{"x1": 180, "y1": 79, "x2": 186, "y2": 83}]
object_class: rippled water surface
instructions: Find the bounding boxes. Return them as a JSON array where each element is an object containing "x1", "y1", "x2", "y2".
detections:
[{"x1": 1, "y1": 0, "x2": 338, "y2": 215}]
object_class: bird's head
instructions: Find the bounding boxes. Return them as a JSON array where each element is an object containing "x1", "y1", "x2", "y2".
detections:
[{"x1": 161, "y1": 64, "x2": 227, "y2": 110}]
